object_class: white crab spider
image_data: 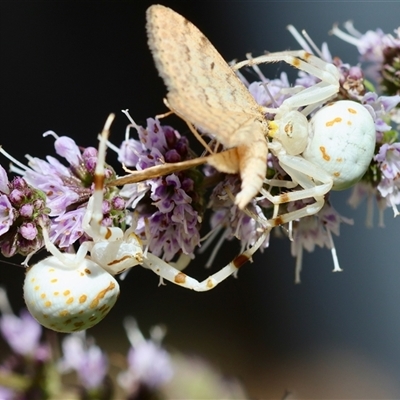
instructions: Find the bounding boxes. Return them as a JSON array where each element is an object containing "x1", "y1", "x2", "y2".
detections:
[
  {"x1": 254, "y1": 100, "x2": 376, "y2": 228},
  {"x1": 23, "y1": 114, "x2": 270, "y2": 333},
  {"x1": 230, "y1": 53, "x2": 376, "y2": 226}
]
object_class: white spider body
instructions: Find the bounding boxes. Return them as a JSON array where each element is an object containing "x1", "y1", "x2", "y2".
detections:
[
  {"x1": 24, "y1": 254, "x2": 120, "y2": 332},
  {"x1": 303, "y1": 100, "x2": 376, "y2": 190}
]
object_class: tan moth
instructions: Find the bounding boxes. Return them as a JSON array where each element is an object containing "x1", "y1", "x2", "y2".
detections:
[{"x1": 110, "y1": 4, "x2": 345, "y2": 215}]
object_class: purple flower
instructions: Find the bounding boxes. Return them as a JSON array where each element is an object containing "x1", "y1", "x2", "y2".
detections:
[
  {"x1": 0, "y1": 166, "x2": 16, "y2": 237},
  {"x1": 53, "y1": 135, "x2": 82, "y2": 166},
  {"x1": 19, "y1": 203, "x2": 33, "y2": 218},
  {"x1": 377, "y1": 177, "x2": 400, "y2": 217},
  {"x1": 118, "y1": 318, "x2": 173, "y2": 396},
  {"x1": 19, "y1": 222, "x2": 38, "y2": 241},
  {"x1": 290, "y1": 201, "x2": 353, "y2": 283},
  {"x1": 0, "y1": 164, "x2": 50, "y2": 257},
  {"x1": 58, "y1": 333, "x2": 109, "y2": 390},
  {"x1": 375, "y1": 143, "x2": 400, "y2": 180},
  {"x1": 373, "y1": 143, "x2": 400, "y2": 216},
  {"x1": 332, "y1": 22, "x2": 400, "y2": 96},
  {"x1": 331, "y1": 22, "x2": 386, "y2": 63},
  {"x1": 361, "y1": 92, "x2": 400, "y2": 139},
  {"x1": 205, "y1": 176, "x2": 270, "y2": 266},
  {"x1": 117, "y1": 117, "x2": 203, "y2": 261},
  {"x1": 125, "y1": 341, "x2": 173, "y2": 389},
  {"x1": 14, "y1": 134, "x2": 123, "y2": 249},
  {"x1": 0, "y1": 195, "x2": 14, "y2": 237},
  {"x1": 247, "y1": 73, "x2": 291, "y2": 108},
  {"x1": 78, "y1": 346, "x2": 109, "y2": 390},
  {"x1": 49, "y1": 207, "x2": 86, "y2": 247},
  {"x1": 23, "y1": 155, "x2": 79, "y2": 216},
  {"x1": 357, "y1": 29, "x2": 386, "y2": 62},
  {"x1": 0, "y1": 387, "x2": 14, "y2": 400},
  {"x1": 0, "y1": 288, "x2": 48, "y2": 359},
  {"x1": 0, "y1": 165, "x2": 10, "y2": 194},
  {"x1": 0, "y1": 311, "x2": 43, "y2": 356}
]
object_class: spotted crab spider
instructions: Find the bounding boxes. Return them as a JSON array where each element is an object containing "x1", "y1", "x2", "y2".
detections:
[
  {"x1": 231, "y1": 54, "x2": 376, "y2": 226},
  {"x1": 257, "y1": 98, "x2": 376, "y2": 227},
  {"x1": 23, "y1": 114, "x2": 270, "y2": 333}
]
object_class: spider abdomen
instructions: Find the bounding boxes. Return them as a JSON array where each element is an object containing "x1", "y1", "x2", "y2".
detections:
[
  {"x1": 303, "y1": 100, "x2": 376, "y2": 190},
  {"x1": 23, "y1": 254, "x2": 120, "y2": 333}
]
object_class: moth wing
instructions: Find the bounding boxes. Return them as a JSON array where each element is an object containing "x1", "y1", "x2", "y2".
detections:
[{"x1": 146, "y1": 5, "x2": 264, "y2": 149}]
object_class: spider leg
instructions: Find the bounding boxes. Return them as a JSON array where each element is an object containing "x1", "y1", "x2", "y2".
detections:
[
  {"x1": 142, "y1": 229, "x2": 270, "y2": 292},
  {"x1": 84, "y1": 113, "x2": 124, "y2": 242},
  {"x1": 233, "y1": 50, "x2": 339, "y2": 87},
  {"x1": 259, "y1": 151, "x2": 334, "y2": 227},
  {"x1": 233, "y1": 50, "x2": 339, "y2": 114}
]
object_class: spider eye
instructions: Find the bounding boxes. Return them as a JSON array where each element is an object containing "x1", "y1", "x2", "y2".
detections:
[{"x1": 23, "y1": 254, "x2": 120, "y2": 333}]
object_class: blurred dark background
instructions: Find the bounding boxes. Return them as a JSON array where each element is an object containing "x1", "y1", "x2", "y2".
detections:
[{"x1": 1, "y1": 1, "x2": 400, "y2": 398}]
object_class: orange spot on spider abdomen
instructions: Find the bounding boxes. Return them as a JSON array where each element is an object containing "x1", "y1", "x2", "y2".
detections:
[
  {"x1": 325, "y1": 117, "x2": 342, "y2": 127},
  {"x1": 319, "y1": 146, "x2": 331, "y2": 161}
]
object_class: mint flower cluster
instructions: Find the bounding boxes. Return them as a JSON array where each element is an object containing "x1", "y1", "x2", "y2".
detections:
[
  {"x1": 0, "y1": 167, "x2": 50, "y2": 258},
  {"x1": 116, "y1": 115, "x2": 204, "y2": 261}
]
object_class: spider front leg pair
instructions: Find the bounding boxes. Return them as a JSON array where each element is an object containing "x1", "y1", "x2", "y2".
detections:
[
  {"x1": 233, "y1": 49, "x2": 340, "y2": 116},
  {"x1": 23, "y1": 114, "x2": 271, "y2": 332}
]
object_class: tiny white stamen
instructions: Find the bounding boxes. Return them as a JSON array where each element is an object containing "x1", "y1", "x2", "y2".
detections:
[
  {"x1": 123, "y1": 317, "x2": 145, "y2": 346},
  {"x1": 0, "y1": 287, "x2": 13, "y2": 314},
  {"x1": 0, "y1": 147, "x2": 29, "y2": 172},
  {"x1": 121, "y1": 109, "x2": 141, "y2": 136},
  {"x1": 330, "y1": 24, "x2": 361, "y2": 47},
  {"x1": 246, "y1": 53, "x2": 269, "y2": 83},
  {"x1": 150, "y1": 324, "x2": 167, "y2": 343},
  {"x1": 326, "y1": 229, "x2": 342, "y2": 273},
  {"x1": 205, "y1": 229, "x2": 230, "y2": 269},
  {"x1": 294, "y1": 244, "x2": 303, "y2": 284},
  {"x1": 366, "y1": 193, "x2": 374, "y2": 228},
  {"x1": 301, "y1": 29, "x2": 324, "y2": 59},
  {"x1": 42, "y1": 130, "x2": 59, "y2": 139},
  {"x1": 343, "y1": 20, "x2": 363, "y2": 38},
  {"x1": 287, "y1": 25, "x2": 313, "y2": 53}
]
